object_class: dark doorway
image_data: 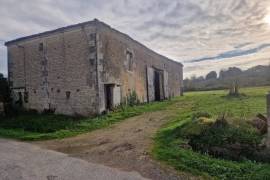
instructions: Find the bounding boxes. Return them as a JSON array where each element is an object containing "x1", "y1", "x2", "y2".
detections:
[
  {"x1": 154, "y1": 71, "x2": 161, "y2": 101},
  {"x1": 104, "y1": 85, "x2": 113, "y2": 110},
  {"x1": 16, "y1": 92, "x2": 23, "y2": 107}
]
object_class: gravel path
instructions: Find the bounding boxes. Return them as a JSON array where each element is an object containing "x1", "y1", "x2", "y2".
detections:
[{"x1": 0, "y1": 138, "x2": 147, "y2": 180}]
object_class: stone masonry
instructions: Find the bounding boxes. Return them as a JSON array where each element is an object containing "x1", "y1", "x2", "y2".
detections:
[{"x1": 5, "y1": 19, "x2": 183, "y2": 116}]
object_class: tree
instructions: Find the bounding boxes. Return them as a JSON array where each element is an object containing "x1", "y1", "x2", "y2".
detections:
[
  {"x1": 206, "y1": 71, "x2": 217, "y2": 80},
  {"x1": 219, "y1": 67, "x2": 242, "y2": 79},
  {"x1": 228, "y1": 80, "x2": 240, "y2": 96}
]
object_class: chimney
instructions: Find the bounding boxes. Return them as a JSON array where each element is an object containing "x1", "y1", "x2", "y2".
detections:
[{"x1": 267, "y1": 92, "x2": 270, "y2": 147}]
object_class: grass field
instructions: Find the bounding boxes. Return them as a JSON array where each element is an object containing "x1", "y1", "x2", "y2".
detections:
[
  {"x1": 0, "y1": 100, "x2": 175, "y2": 141},
  {"x1": 153, "y1": 86, "x2": 270, "y2": 179},
  {"x1": 0, "y1": 86, "x2": 269, "y2": 179}
]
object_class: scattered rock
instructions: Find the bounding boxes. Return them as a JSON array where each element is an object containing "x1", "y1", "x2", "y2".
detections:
[
  {"x1": 109, "y1": 143, "x2": 135, "y2": 153},
  {"x1": 134, "y1": 129, "x2": 143, "y2": 133},
  {"x1": 98, "y1": 150, "x2": 105, "y2": 155},
  {"x1": 250, "y1": 117, "x2": 267, "y2": 134},
  {"x1": 256, "y1": 113, "x2": 267, "y2": 122},
  {"x1": 259, "y1": 138, "x2": 267, "y2": 148},
  {"x1": 141, "y1": 151, "x2": 149, "y2": 155},
  {"x1": 97, "y1": 139, "x2": 111, "y2": 146}
]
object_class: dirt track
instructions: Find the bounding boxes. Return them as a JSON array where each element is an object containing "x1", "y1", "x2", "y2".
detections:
[
  {"x1": 35, "y1": 110, "x2": 198, "y2": 180},
  {"x1": 0, "y1": 138, "x2": 146, "y2": 180}
]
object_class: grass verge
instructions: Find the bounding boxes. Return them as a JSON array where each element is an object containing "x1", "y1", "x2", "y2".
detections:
[
  {"x1": 0, "y1": 100, "x2": 175, "y2": 141},
  {"x1": 152, "y1": 86, "x2": 270, "y2": 179}
]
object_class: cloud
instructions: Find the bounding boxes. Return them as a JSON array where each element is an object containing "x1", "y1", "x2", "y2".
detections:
[
  {"x1": 186, "y1": 43, "x2": 270, "y2": 63},
  {"x1": 0, "y1": 0, "x2": 270, "y2": 78},
  {"x1": 234, "y1": 42, "x2": 253, "y2": 49}
]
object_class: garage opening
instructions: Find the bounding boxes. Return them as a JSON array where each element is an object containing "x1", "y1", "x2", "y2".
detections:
[
  {"x1": 147, "y1": 67, "x2": 168, "y2": 102},
  {"x1": 154, "y1": 71, "x2": 161, "y2": 101},
  {"x1": 154, "y1": 70, "x2": 165, "y2": 101}
]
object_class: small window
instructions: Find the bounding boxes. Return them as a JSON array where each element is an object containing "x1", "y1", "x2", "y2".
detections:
[
  {"x1": 89, "y1": 58, "x2": 95, "y2": 66},
  {"x1": 41, "y1": 60, "x2": 47, "y2": 66},
  {"x1": 66, "y1": 91, "x2": 71, "y2": 99},
  {"x1": 89, "y1": 46, "x2": 96, "y2": 53},
  {"x1": 89, "y1": 33, "x2": 96, "y2": 41},
  {"x1": 39, "y1": 43, "x2": 44, "y2": 51},
  {"x1": 42, "y1": 70, "x2": 48, "y2": 77},
  {"x1": 126, "y1": 51, "x2": 133, "y2": 71}
]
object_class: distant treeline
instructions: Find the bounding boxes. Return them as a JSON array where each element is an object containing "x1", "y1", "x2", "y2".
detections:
[{"x1": 184, "y1": 65, "x2": 270, "y2": 91}]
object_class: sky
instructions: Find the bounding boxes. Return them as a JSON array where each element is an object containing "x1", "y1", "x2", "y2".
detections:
[{"x1": 0, "y1": 0, "x2": 270, "y2": 78}]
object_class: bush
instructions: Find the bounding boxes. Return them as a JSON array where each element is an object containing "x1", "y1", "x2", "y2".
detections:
[
  {"x1": 192, "y1": 111, "x2": 211, "y2": 121},
  {"x1": 189, "y1": 118, "x2": 263, "y2": 161},
  {"x1": 252, "y1": 148, "x2": 270, "y2": 163},
  {"x1": 126, "y1": 90, "x2": 140, "y2": 106},
  {"x1": 0, "y1": 112, "x2": 80, "y2": 133}
]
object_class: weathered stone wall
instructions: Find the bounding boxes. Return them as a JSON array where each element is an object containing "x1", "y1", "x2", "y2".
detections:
[
  {"x1": 97, "y1": 24, "x2": 183, "y2": 103},
  {"x1": 6, "y1": 20, "x2": 183, "y2": 116},
  {"x1": 7, "y1": 24, "x2": 99, "y2": 116},
  {"x1": 267, "y1": 92, "x2": 270, "y2": 147}
]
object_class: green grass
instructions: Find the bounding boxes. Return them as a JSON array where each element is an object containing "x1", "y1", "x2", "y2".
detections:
[
  {"x1": 1, "y1": 86, "x2": 270, "y2": 179},
  {"x1": 0, "y1": 100, "x2": 175, "y2": 141},
  {"x1": 153, "y1": 86, "x2": 270, "y2": 179}
]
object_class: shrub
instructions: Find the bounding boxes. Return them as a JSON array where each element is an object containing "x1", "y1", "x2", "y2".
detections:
[
  {"x1": 126, "y1": 90, "x2": 140, "y2": 106},
  {"x1": 0, "y1": 112, "x2": 79, "y2": 133},
  {"x1": 192, "y1": 111, "x2": 211, "y2": 121},
  {"x1": 189, "y1": 118, "x2": 263, "y2": 161}
]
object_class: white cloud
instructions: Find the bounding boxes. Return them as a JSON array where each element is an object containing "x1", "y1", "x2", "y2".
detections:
[{"x1": 0, "y1": 0, "x2": 270, "y2": 77}]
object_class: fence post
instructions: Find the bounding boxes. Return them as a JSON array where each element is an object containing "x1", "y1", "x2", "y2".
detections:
[{"x1": 267, "y1": 92, "x2": 270, "y2": 147}]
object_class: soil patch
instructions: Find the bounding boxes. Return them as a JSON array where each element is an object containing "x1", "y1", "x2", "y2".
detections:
[{"x1": 35, "y1": 111, "x2": 198, "y2": 180}]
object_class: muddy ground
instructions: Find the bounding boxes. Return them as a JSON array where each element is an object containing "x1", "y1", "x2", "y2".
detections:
[{"x1": 35, "y1": 110, "x2": 199, "y2": 180}]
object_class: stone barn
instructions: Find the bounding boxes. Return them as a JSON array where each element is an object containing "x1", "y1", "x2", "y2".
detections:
[{"x1": 5, "y1": 19, "x2": 183, "y2": 116}]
